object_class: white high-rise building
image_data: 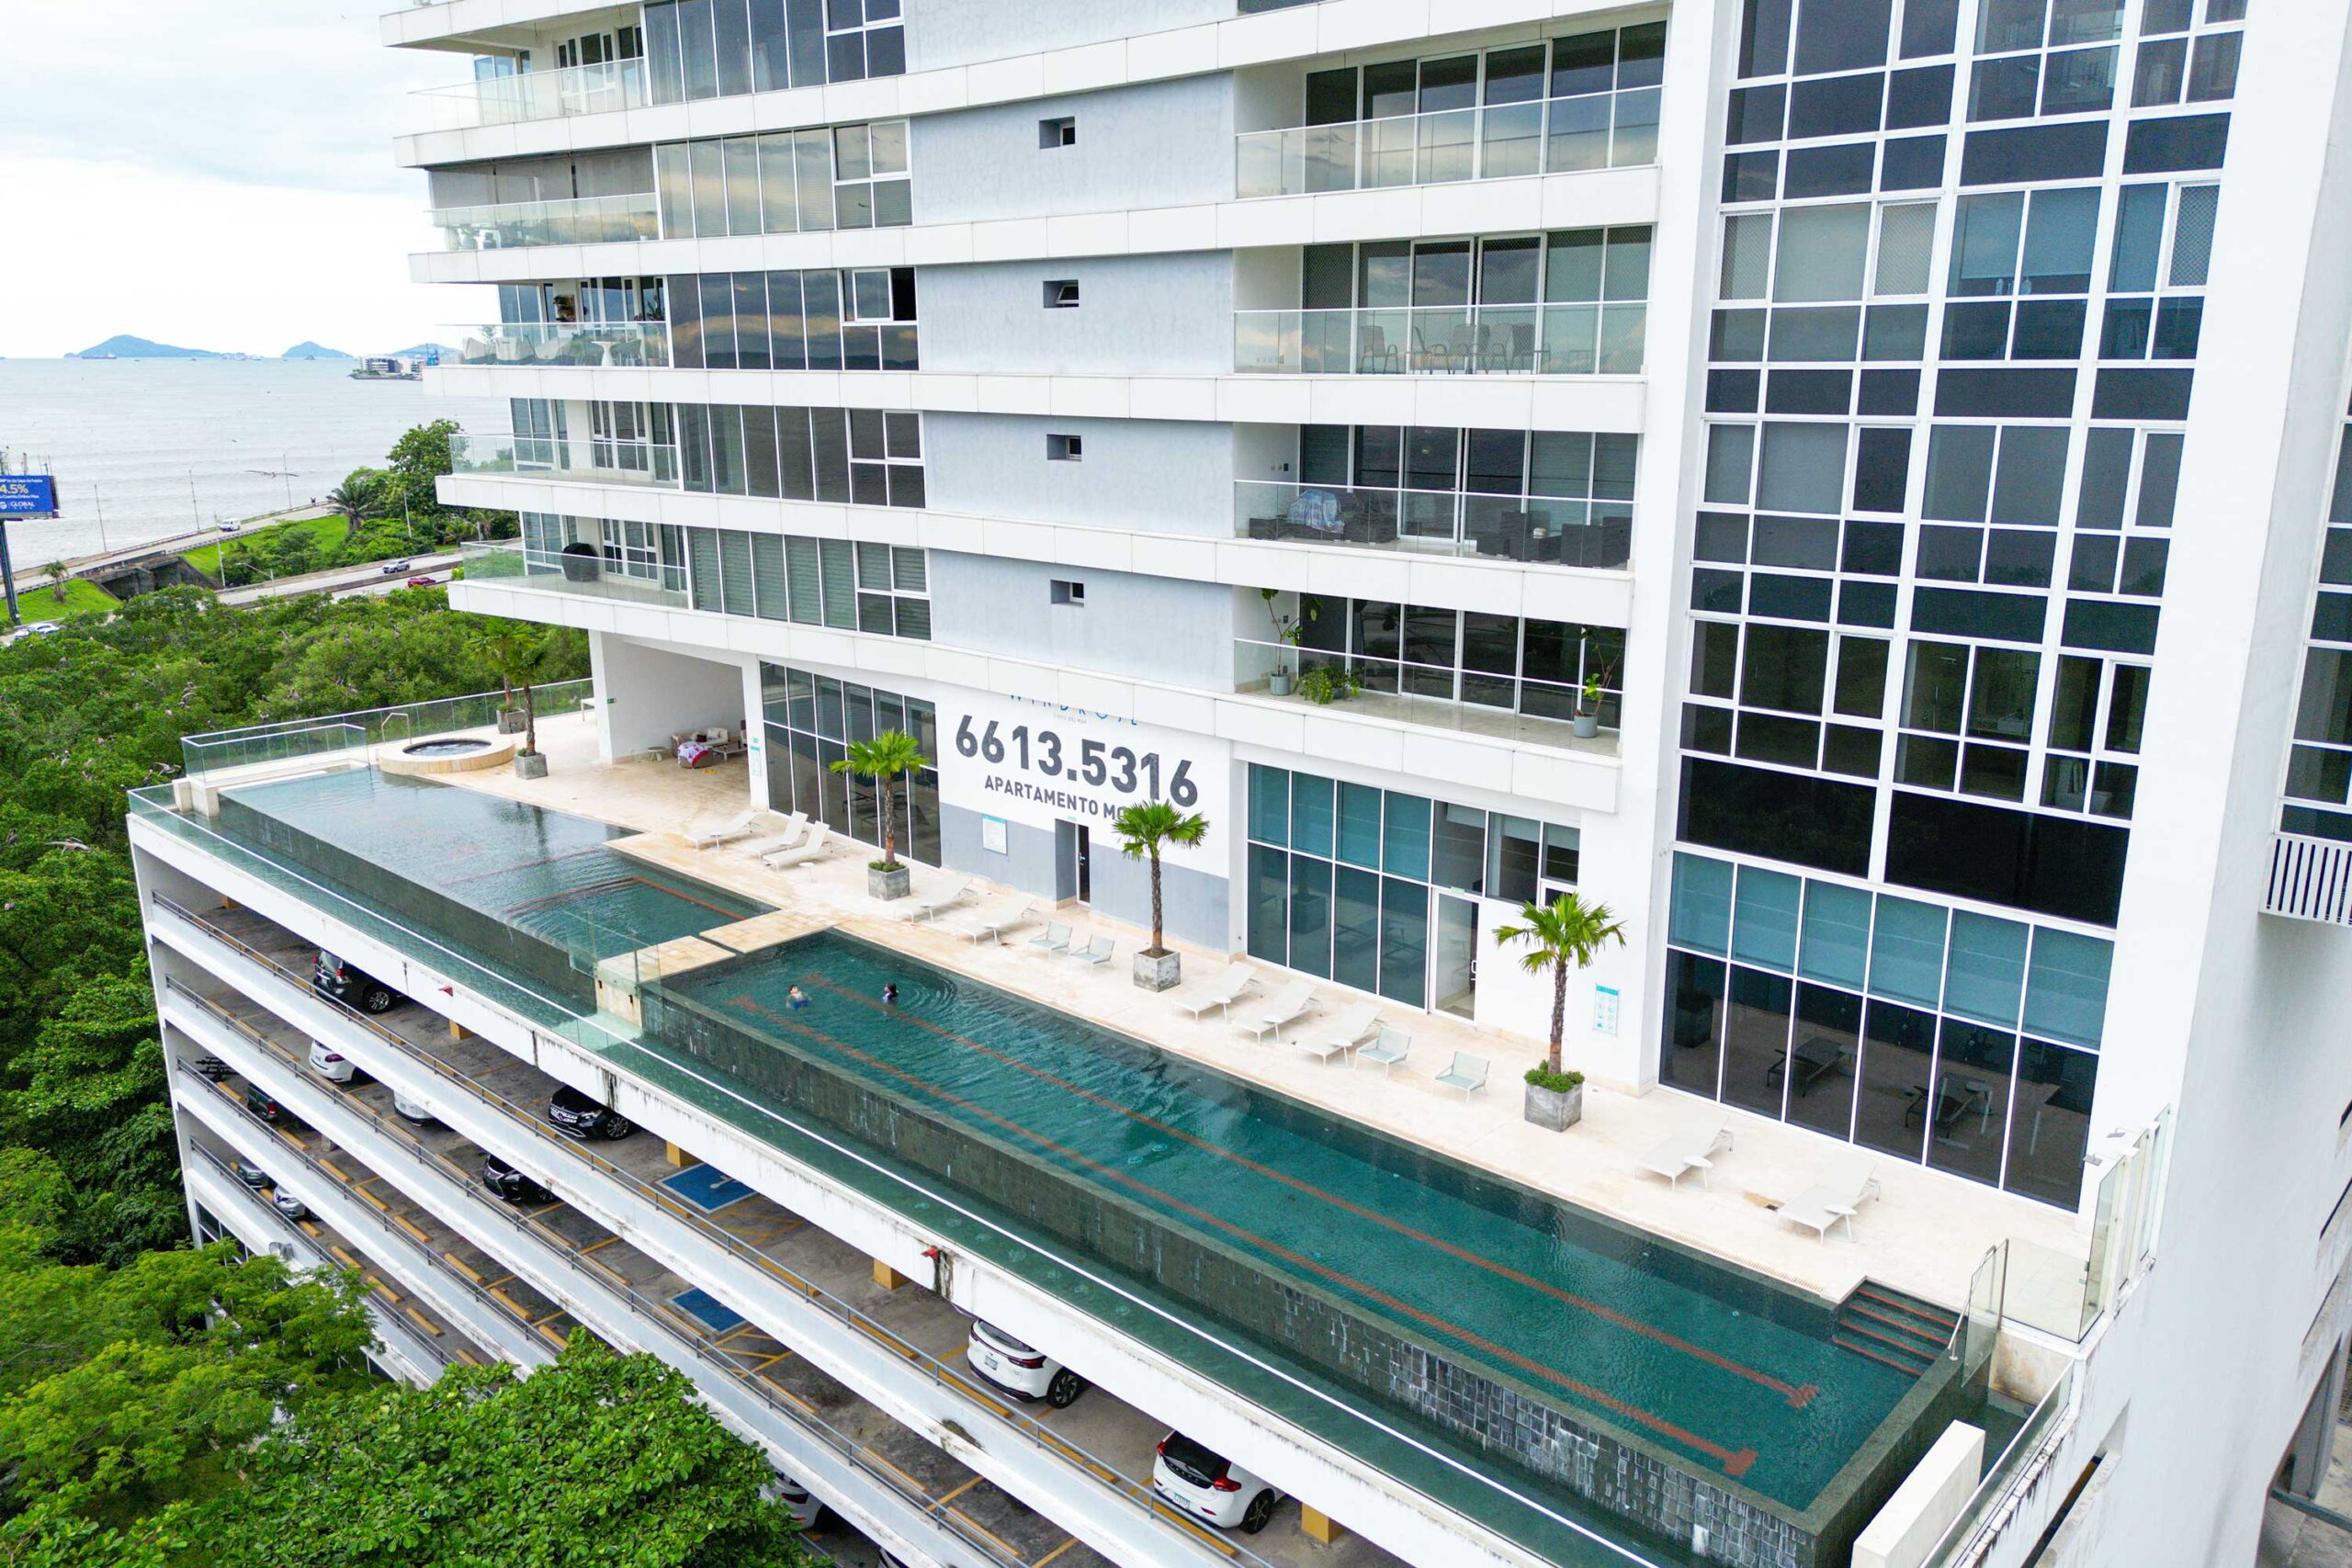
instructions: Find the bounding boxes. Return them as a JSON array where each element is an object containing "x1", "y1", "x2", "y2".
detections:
[{"x1": 130, "y1": 1, "x2": 2352, "y2": 1564}]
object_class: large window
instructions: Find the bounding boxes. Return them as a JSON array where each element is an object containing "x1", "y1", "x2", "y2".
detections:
[
  {"x1": 2285, "y1": 415, "x2": 2352, "y2": 842},
  {"x1": 1280, "y1": 595, "x2": 1626, "y2": 728},
  {"x1": 1662, "y1": 850, "x2": 2109, "y2": 1206},
  {"x1": 1244, "y1": 764, "x2": 1580, "y2": 1008},
  {"x1": 686, "y1": 530, "x2": 929, "y2": 639},
  {"x1": 654, "y1": 121, "x2": 910, "y2": 238},
  {"x1": 645, "y1": 0, "x2": 902, "y2": 100},
  {"x1": 761, "y1": 665, "x2": 939, "y2": 864},
  {"x1": 677, "y1": 404, "x2": 923, "y2": 508},
  {"x1": 672, "y1": 267, "x2": 917, "y2": 372}
]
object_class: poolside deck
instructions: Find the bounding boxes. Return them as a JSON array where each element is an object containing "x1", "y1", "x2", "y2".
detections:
[{"x1": 405, "y1": 710, "x2": 2094, "y2": 1321}]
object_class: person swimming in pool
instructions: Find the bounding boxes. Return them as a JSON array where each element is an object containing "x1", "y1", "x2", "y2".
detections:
[
  {"x1": 786, "y1": 985, "x2": 810, "y2": 1010},
  {"x1": 882, "y1": 982, "x2": 899, "y2": 1006}
]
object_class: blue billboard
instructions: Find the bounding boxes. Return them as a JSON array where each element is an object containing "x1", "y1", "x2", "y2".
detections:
[{"x1": 0, "y1": 477, "x2": 58, "y2": 516}]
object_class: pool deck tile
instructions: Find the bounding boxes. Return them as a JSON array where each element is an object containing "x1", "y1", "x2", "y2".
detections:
[{"x1": 429, "y1": 712, "x2": 2092, "y2": 1316}]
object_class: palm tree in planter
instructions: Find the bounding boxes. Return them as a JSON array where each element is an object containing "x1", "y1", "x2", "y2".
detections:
[
  {"x1": 1493, "y1": 893, "x2": 1624, "y2": 1131},
  {"x1": 481, "y1": 626, "x2": 555, "y2": 777},
  {"x1": 831, "y1": 729, "x2": 929, "y2": 898},
  {"x1": 1112, "y1": 801, "x2": 1209, "y2": 990}
]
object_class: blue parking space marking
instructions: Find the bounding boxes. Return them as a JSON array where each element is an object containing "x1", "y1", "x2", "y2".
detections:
[
  {"x1": 661, "y1": 1162, "x2": 752, "y2": 1213},
  {"x1": 671, "y1": 1288, "x2": 745, "y2": 1335}
]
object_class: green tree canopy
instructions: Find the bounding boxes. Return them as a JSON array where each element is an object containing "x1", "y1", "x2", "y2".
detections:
[
  {"x1": 829, "y1": 729, "x2": 928, "y2": 869},
  {"x1": 1111, "y1": 802, "x2": 1208, "y2": 957},
  {"x1": 1492, "y1": 893, "x2": 1625, "y2": 1077}
]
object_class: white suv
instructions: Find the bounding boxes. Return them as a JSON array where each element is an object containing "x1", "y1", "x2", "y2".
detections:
[
  {"x1": 966, "y1": 1319, "x2": 1087, "y2": 1408},
  {"x1": 307, "y1": 1041, "x2": 356, "y2": 1083},
  {"x1": 1150, "y1": 1431, "x2": 1281, "y2": 1533},
  {"x1": 760, "y1": 1471, "x2": 822, "y2": 1530}
]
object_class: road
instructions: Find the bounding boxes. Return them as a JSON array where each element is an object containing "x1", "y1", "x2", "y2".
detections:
[
  {"x1": 215, "y1": 552, "x2": 461, "y2": 605},
  {"x1": 11, "y1": 502, "x2": 338, "y2": 591}
]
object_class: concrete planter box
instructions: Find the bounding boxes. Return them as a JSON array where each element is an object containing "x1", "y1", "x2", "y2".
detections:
[
  {"x1": 497, "y1": 709, "x2": 528, "y2": 735},
  {"x1": 1133, "y1": 950, "x2": 1182, "y2": 991},
  {"x1": 513, "y1": 751, "x2": 548, "y2": 780},
  {"x1": 868, "y1": 863, "x2": 912, "y2": 900},
  {"x1": 1523, "y1": 1078, "x2": 1584, "y2": 1132}
]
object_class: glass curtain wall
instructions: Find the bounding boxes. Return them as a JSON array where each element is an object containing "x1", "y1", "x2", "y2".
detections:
[
  {"x1": 645, "y1": 0, "x2": 903, "y2": 100},
  {"x1": 671, "y1": 267, "x2": 919, "y2": 371},
  {"x1": 654, "y1": 122, "x2": 910, "y2": 238},
  {"x1": 685, "y1": 530, "x2": 930, "y2": 640},
  {"x1": 761, "y1": 664, "x2": 940, "y2": 863},
  {"x1": 1287, "y1": 595, "x2": 1627, "y2": 727},
  {"x1": 676, "y1": 405, "x2": 924, "y2": 509}
]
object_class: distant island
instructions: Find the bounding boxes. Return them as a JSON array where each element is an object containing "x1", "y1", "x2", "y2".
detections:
[
  {"x1": 281, "y1": 341, "x2": 354, "y2": 360},
  {"x1": 73, "y1": 333, "x2": 235, "y2": 360}
]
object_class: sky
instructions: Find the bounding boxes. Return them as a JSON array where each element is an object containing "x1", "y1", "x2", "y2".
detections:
[{"x1": 0, "y1": 3, "x2": 494, "y2": 358}]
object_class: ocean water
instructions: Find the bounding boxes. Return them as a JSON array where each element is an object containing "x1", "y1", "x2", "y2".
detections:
[{"x1": 0, "y1": 359, "x2": 506, "y2": 562}]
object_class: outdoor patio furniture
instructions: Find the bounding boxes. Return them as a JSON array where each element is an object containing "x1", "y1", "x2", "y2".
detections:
[
  {"x1": 1172, "y1": 964, "x2": 1258, "y2": 1020},
  {"x1": 1433, "y1": 1052, "x2": 1490, "y2": 1098},
  {"x1": 1354, "y1": 1025, "x2": 1410, "y2": 1077},
  {"x1": 744, "y1": 812, "x2": 811, "y2": 859},
  {"x1": 1068, "y1": 934, "x2": 1115, "y2": 966},
  {"x1": 1295, "y1": 1001, "x2": 1381, "y2": 1065},
  {"x1": 1029, "y1": 922, "x2": 1072, "y2": 953},
  {"x1": 686, "y1": 808, "x2": 758, "y2": 850},
  {"x1": 944, "y1": 894, "x2": 1032, "y2": 944},
  {"x1": 1237, "y1": 980, "x2": 1317, "y2": 1043},
  {"x1": 1768, "y1": 1034, "x2": 1850, "y2": 1098},
  {"x1": 1637, "y1": 1116, "x2": 1735, "y2": 1190},
  {"x1": 907, "y1": 877, "x2": 977, "y2": 922},
  {"x1": 762, "y1": 822, "x2": 831, "y2": 869},
  {"x1": 1775, "y1": 1156, "x2": 1882, "y2": 1243}
]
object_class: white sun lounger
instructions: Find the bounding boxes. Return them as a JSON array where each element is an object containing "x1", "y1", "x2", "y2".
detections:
[
  {"x1": 744, "y1": 811, "x2": 811, "y2": 859},
  {"x1": 762, "y1": 821, "x2": 832, "y2": 869},
  {"x1": 687, "y1": 807, "x2": 759, "y2": 850},
  {"x1": 1296, "y1": 1001, "x2": 1382, "y2": 1065},
  {"x1": 1637, "y1": 1116, "x2": 1735, "y2": 1190},
  {"x1": 1237, "y1": 980, "x2": 1317, "y2": 1043},
  {"x1": 944, "y1": 895, "x2": 1032, "y2": 943},
  {"x1": 1775, "y1": 1156, "x2": 1882, "y2": 1242},
  {"x1": 1173, "y1": 964, "x2": 1259, "y2": 1021},
  {"x1": 905, "y1": 876, "x2": 977, "y2": 921}
]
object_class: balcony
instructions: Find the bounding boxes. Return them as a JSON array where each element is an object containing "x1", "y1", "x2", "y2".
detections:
[
  {"x1": 447, "y1": 433, "x2": 682, "y2": 490},
  {"x1": 1235, "y1": 479, "x2": 1631, "y2": 569},
  {"x1": 1236, "y1": 93, "x2": 1657, "y2": 200},
  {"x1": 448, "y1": 321, "x2": 672, "y2": 369},
  {"x1": 458, "y1": 542, "x2": 690, "y2": 610},
  {"x1": 411, "y1": 58, "x2": 650, "y2": 133},
  {"x1": 1234, "y1": 637, "x2": 1613, "y2": 754},
  {"x1": 1235, "y1": 303, "x2": 1645, "y2": 378},
  {"x1": 432, "y1": 192, "x2": 659, "y2": 253}
]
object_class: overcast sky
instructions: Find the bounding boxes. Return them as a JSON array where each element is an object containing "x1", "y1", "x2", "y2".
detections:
[{"x1": 0, "y1": 3, "x2": 494, "y2": 358}]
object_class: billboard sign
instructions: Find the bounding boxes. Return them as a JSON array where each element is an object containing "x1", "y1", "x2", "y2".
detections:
[{"x1": 0, "y1": 477, "x2": 58, "y2": 517}]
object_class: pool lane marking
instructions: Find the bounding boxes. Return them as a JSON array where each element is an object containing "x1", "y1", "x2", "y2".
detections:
[
  {"x1": 736, "y1": 994, "x2": 1762, "y2": 1478},
  {"x1": 792, "y1": 977, "x2": 1816, "y2": 1412}
]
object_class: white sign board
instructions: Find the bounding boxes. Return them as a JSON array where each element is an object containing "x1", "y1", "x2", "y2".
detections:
[{"x1": 934, "y1": 689, "x2": 1230, "y2": 865}]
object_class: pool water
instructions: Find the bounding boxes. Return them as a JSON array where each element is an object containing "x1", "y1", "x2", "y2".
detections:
[
  {"x1": 672, "y1": 931, "x2": 1916, "y2": 1513},
  {"x1": 214, "y1": 770, "x2": 767, "y2": 961},
  {"x1": 402, "y1": 738, "x2": 493, "y2": 757}
]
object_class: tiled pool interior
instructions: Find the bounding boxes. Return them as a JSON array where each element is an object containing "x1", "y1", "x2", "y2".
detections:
[{"x1": 150, "y1": 773, "x2": 1978, "y2": 1567}]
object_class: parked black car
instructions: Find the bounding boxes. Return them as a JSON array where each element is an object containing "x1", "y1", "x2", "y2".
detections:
[
  {"x1": 243, "y1": 1084, "x2": 297, "y2": 1126},
  {"x1": 313, "y1": 950, "x2": 404, "y2": 1014},
  {"x1": 481, "y1": 1154, "x2": 556, "y2": 1206},
  {"x1": 545, "y1": 1085, "x2": 633, "y2": 1141}
]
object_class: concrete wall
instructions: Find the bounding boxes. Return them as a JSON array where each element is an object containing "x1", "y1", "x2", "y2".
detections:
[
  {"x1": 899, "y1": 0, "x2": 1227, "y2": 74},
  {"x1": 921, "y1": 413, "x2": 1239, "y2": 536},
  {"x1": 925, "y1": 553, "x2": 1236, "y2": 693},
  {"x1": 909, "y1": 75, "x2": 1235, "y2": 224},
  {"x1": 916, "y1": 253, "x2": 1235, "y2": 378},
  {"x1": 940, "y1": 802, "x2": 1228, "y2": 952},
  {"x1": 591, "y1": 632, "x2": 753, "y2": 760}
]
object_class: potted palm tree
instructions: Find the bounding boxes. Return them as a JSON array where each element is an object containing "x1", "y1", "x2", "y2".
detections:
[
  {"x1": 831, "y1": 729, "x2": 928, "y2": 898},
  {"x1": 1493, "y1": 893, "x2": 1624, "y2": 1131},
  {"x1": 482, "y1": 627, "x2": 553, "y2": 775},
  {"x1": 1112, "y1": 801, "x2": 1208, "y2": 990}
]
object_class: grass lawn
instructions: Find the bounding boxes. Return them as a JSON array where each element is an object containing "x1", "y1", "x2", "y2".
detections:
[
  {"x1": 180, "y1": 513, "x2": 350, "y2": 580},
  {"x1": 16, "y1": 577, "x2": 120, "y2": 619}
]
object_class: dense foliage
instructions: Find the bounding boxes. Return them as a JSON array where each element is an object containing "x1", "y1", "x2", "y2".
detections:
[{"x1": 213, "y1": 420, "x2": 515, "y2": 587}]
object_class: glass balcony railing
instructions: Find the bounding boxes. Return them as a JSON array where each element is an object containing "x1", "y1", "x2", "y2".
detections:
[
  {"x1": 1235, "y1": 480, "x2": 1632, "y2": 569},
  {"x1": 1235, "y1": 303, "x2": 1645, "y2": 377},
  {"x1": 1236, "y1": 92, "x2": 1657, "y2": 199},
  {"x1": 432, "y1": 191, "x2": 660, "y2": 252},
  {"x1": 411, "y1": 58, "x2": 650, "y2": 132},
  {"x1": 1234, "y1": 637, "x2": 1610, "y2": 749},
  {"x1": 458, "y1": 542, "x2": 692, "y2": 609},
  {"x1": 447, "y1": 321, "x2": 672, "y2": 369},
  {"x1": 447, "y1": 433, "x2": 682, "y2": 489}
]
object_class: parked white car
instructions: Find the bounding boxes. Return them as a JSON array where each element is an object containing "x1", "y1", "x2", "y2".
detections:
[
  {"x1": 307, "y1": 1040, "x2": 355, "y2": 1084},
  {"x1": 966, "y1": 1318, "x2": 1087, "y2": 1407},
  {"x1": 270, "y1": 1189, "x2": 311, "y2": 1221},
  {"x1": 760, "y1": 1471, "x2": 823, "y2": 1530},
  {"x1": 391, "y1": 1089, "x2": 435, "y2": 1122},
  {"x1": 1151, "y1": 1431, "x2": 1282, "y2": 1533}
]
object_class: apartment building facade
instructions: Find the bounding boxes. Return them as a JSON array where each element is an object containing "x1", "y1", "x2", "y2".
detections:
[{"x1": 127, "y1": 1, "x2": 2352, "y2": 1565}]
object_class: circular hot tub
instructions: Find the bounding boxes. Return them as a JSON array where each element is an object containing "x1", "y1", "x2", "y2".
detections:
[{"x1": 380, "y1": 734, "x2": 518, "y2": 776}]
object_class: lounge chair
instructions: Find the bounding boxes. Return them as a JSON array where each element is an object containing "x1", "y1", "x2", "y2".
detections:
[
  {"x1": 744, "y1": 811, "x2": 811, "y2": 858},
  {"x1": 1172, "y1": 964, "x2": 1259, "y2": 1021},
  {"x1": 1237, "y1": 981, "x2": 1316, "y2": 1043},
  {"x1": 1068, "y1": 934, "x2": 1114, "y2": 966},
  {"x1": 1637, "y1": 1115, "x2": 1735, "y2": 1190},
  {"x1": 1295, "y1": 1001, "x2": 1382, "y2": 1065},
  {"x1": 1028, "y1": 921, "x2": 1072, "y2": 953},
  {"x1": 944, "y1": 894, "x2": 1031, "y2": 944},
  {"x1": 686, "y1": 808, "x2": 758, "y2": 850},
  {"x1": 1433, "y1": 1052, "x2": 1490, "y2": 1098},
  {"x1": 1775, "y1": 1156, "x2": 1882, "y2": 1242},
  {"x1": 1355, "y1": 1024, "x2": 1410, "y2": 1077},
  {"x1": 762, "y1": 822, "x2": 832, "y2": 869},
  {"x1": 909, "y1": 877, "x2": 978, "y2": 922}
]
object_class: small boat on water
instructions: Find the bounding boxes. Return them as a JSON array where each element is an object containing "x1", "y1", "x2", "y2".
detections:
[{"x1": 348, "y1": 356, "x2": 420, "y2": 381}]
